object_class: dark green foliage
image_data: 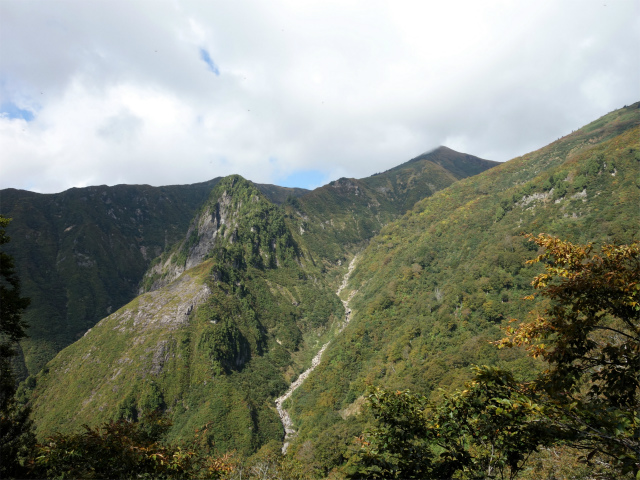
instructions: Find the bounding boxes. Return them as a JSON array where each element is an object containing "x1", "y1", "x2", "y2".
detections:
[
  {"x1": 350, "y1": 388, "x2": 432, "y2": 479},
  {"x1": 285, "y1": 194, "x2": 302, "y2": 210},
  {"x1": 0, "y1": 216, "x2": 30, "y2": 346},
  {"x1": 116, "y1": 394, "x2": 139, "y2": 422},
  {"x1": 0, "y1": 215, "x2": 35, "y2": 479},
  {"x1": 198, "y1": 319, "x2": 251, "y2": 375},
  {"x1": 253, "y1": 184, "x2": 309, "y2": 205},
  {"x1": 0, "y1": 397, "x2": 35, "y2": 479},
  {"x1": 28, "y1": 413, "x2": 233, "y2": 479},
  {"x1": 552, "y1": 181, "x2": 567, "y2": 199},
  {"x1": 352, "y1": 367, "x2": 557, "y2": 479},
  {"x1": 139, "y1": 382, "x2": 166, "y2": 415},
  {"x1": 573, "y1": 174, "x2": 587, "y2": 192}
]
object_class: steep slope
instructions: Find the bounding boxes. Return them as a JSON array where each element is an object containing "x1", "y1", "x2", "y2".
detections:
[
  {"x1": 0, "y1": 180, "x2": 308, "y2": 377},
  {"x1": 0, "y1": 180, "x2": 218, "y2": 377},
  {"x1": 24, "y1": 176, "x2": 344, "y2": 456},
  {"x1": 400, "y1": 145, "x2": 500, "y2": 179},
  {"x1": 361, "y1": 146, "x2": 498, "y2": 211},
  {"x1": 281, "y1": 103, "x2": 640, "y2": 475}
]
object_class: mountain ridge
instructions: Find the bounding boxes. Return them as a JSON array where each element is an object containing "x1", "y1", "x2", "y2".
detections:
[
  {"x1": 385, "y1": 145, "x2": 497, "y2": 179},
  {"x1": 2, "y1": 147, "x2": 495, "y2": 376}
]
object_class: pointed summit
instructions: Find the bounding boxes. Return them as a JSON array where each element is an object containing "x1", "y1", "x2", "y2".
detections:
[{"x1": 404, "y1": 146, "x2": 499, "y2": 179}]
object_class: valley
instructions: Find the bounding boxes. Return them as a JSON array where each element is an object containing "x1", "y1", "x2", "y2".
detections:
[{"x1": 276, "y1": 255, "x2": 358, "y2": 453}]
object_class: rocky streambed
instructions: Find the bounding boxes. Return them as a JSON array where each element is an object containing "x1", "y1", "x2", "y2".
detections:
[{"x1": 275, "y1": 255, "x2": 358, "y2": 453}]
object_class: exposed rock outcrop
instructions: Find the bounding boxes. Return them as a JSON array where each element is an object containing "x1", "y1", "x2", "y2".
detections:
[
  {"x1": 141, "y1": 189, "x2": 238, "y2": 293},
  {"x1": 117, "y1": 273, "x2": 211, "y2": 333}
]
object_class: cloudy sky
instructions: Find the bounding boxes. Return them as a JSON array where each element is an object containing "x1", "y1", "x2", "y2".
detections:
[{"x1": 1, "y1": 0, "x2": 638, "y2": 193}]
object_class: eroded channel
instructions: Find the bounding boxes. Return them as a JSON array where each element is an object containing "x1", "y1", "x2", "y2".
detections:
[{"x1": 275, "y1": 255, "x2": 358, "y2": 453}]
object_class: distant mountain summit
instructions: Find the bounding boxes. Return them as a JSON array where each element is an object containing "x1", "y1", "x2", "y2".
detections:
[
  {"x1": 405, "y1": 145, "x2": 499, "y2": 178},
  {"x1": 360, "y1": 146, "x2": 498, "y2": 211}
]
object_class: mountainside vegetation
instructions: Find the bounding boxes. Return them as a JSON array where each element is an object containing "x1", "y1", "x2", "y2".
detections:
[
  {"x1": 289, "y1": 147, "x2": 497, "y2": 264},
  {"x1": 0, "y1": 215, "x2": 35, "y2": 479},
  {"x1": 12, "y1": 147, "x2": 498, "y2": 469},
  {"x1": 24, "y1": 177, "x2": 343, "y2": 456},
  {"x1": 352, "y1": 235, "x2": 639, "y2": 479},
  {"x1": 2, "y1": 102, "x2": 638, "y2": 478},
  {"x1": 0, "y1": 180, "x2": 307, "y2": 378},
  {"x1": 280, "y1": 102, "x2": 639, "y2": 477},
  {"x1": 22, "y1": 146, "x2": 496, "y2": 450},
  {"x1": 0, "y1": 147, "x2": 492, "y2": 381}
]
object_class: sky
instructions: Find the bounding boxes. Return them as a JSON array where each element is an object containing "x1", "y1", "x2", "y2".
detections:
[{"x1": 1, "y1": 0, "x2": 638, "y2": 193}]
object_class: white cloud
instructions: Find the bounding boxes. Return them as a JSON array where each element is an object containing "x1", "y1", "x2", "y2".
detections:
[{"x1": 0, "y1": 0, "x2": 638, "y2": 192}]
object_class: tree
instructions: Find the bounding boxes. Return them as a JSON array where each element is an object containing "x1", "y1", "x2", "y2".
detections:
[
  {"x1": 0, "y1": 215, "x2": 35, "y2": 478},
  {"x1": 348, "y1": 387, "x2": 432, "y2": 479},
  {"x1": 28, "y1": 413, "x2": 234, "y2": 479},
  {"x1": 350, "y1": 367, "x2": 556, "y2": 480},
  {"x1": 0, "y1": 215, "x2": 30, "y2": 348},
  {"x1": 497, "y1": 233, "x2": 639, "y2": 476}
]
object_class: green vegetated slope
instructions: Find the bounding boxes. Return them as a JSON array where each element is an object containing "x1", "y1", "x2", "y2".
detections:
[
  {"x1": 362, "y1": 145, "x2": 498, "y2": 211},
  {"x1": 0, "y1": 180, "x2": 308, "y2": 378},
  {"x1": 290, "y1": 147, "x2": 498, "y2": 263},
  {"x1": 282, "y1": 103, "x2": 640, "y2": 475},
  {"x1": 0, "y1": 180, "x2": 218, "y2": 377},
  {"x1": 25, "y1": 176, "x2": 344, "y2": 456},
  {"x1": 23, "y1": 149, "x2": 496, "y2": 456}
]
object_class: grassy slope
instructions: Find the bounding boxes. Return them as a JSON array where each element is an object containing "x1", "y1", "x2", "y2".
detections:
[{"x1": 283, "y1": 103, "x2": 640, "y2": 474}]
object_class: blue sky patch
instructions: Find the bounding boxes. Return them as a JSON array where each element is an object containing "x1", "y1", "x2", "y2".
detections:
[
  {"x1": 0, "y1": 101, "x2": 35, "y2": 121},
  {"x1": 277, "y1": 169, "x2": 329, "y2": 190},
  {"x1": 199, "y1": 48, "x2": 220, "y2": 75}
]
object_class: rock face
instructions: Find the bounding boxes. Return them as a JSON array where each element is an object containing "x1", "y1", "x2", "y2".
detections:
[
  {"x1": 185, "y1": 192, "x2": 234, "y2": 270},
  {"x1": 275, "y1": 255, "x2": 359, "y2": 453},
  {"x1": 141, "y1": 188, "x2": 239, "y2": 293}
]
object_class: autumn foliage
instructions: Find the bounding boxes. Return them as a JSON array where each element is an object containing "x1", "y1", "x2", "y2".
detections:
[{"x1": 498, "y1": 234, "x2": 639, "y2": 475}]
